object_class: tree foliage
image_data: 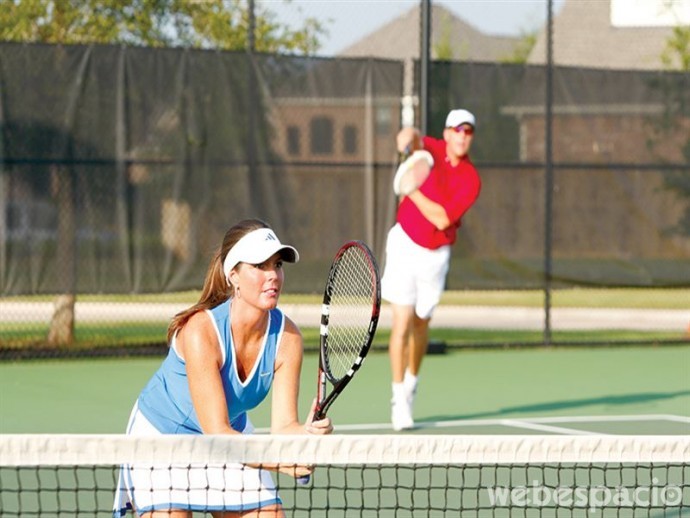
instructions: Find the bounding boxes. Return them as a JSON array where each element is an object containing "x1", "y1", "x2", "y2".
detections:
[
  {"x1": 0, "y1": 0, "x2": 327, "y2": 54},
  {"x1": 432, "y1": 15, "x2": 453, "y2": 60},
  {"x1": 662, "y1": 23, "x2": 690, "y2": 71},
  {"x1": 658, "y1": 23, "x2": 690, "y2": 237},
  {"x1": 502, "y1": 30, "x2": 537, "y2": 64}
]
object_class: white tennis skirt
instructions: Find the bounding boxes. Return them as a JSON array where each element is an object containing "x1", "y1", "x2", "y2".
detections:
[{"x1": 112, "y1": 403, "x2": 280, "y2": 517}]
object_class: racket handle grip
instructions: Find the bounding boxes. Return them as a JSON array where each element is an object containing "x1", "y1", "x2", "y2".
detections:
[{"x1": 297, "y1": 403, "x2": 325, "y2": 485}]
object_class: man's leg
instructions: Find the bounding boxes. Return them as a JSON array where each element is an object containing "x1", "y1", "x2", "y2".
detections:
[
  {"x1": 389, "y1": 303, "x2": 415, "y2": 430},
  {"x1": 402, "y1": 315, "x2": 430, "y2": 419},
  {"x1": 389, "y1": 303, "x2": 414, "y2": 382},
  {"x1": 409, "y1": 314, "x2": 430, "y2": 376}
]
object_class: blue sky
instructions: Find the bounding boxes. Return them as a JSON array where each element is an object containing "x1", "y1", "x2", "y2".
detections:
[{"x1": 259, "y1": 0, "x2": 566, "y2": 55}]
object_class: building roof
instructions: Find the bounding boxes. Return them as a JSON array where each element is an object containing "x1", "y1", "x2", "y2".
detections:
[
  {"x1": 528, "y1": 0, "x2": 680, "y2": 70},
  {"x1": 338, "y1": 4, "x2": 521, "y2": 62}
]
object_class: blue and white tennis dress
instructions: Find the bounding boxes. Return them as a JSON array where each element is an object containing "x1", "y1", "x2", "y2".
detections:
[{"x1": 113, "y1": 299, "x2": 285, "y2": 517}]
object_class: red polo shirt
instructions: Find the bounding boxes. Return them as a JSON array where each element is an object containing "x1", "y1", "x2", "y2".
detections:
[{"x1": 397, "y1": 136, "x2": 481, "y2": 249}]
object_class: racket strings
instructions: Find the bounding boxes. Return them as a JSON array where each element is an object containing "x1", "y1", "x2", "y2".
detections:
[{"x1": 323, "y1": 247, "x2": 377, "y2": 382}]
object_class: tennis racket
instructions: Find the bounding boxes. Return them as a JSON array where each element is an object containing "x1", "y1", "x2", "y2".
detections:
[
  {"x1": 298, "y1": 241, "x2": 381, "y2": 483},
  {"x1": 393, "y1": 149, "x2": 434, "y2": 196}
]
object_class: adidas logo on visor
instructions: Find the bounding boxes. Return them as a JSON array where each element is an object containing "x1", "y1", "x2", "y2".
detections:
[{"x1": 266, "y1": 232, "x2": 278, "y2": 241}]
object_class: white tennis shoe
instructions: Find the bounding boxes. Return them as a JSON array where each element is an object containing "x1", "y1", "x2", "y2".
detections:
[{"x1": 391, "y1": 395, "x2": 414, "y2": 431}]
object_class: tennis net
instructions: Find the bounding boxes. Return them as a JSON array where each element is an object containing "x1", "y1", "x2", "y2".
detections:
[{"x1": 1, "y1": 434, "x2": 688, "y2": 517}]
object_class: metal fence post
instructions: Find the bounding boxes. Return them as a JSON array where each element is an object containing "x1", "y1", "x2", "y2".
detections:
[
  {"x1": 544, "y1": 0, "x2": 554, "y2": 345},
  {"x1": 419, "y1": 0, "x2": 431, "y2": 135}
]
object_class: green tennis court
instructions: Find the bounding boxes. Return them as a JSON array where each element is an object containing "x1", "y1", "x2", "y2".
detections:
[
  {"x1": 2, "y1": 345, "x2": 689, "y2": 516},
  {"x1": 2, "y1": 345, "x2": 688, "y2": 435}
]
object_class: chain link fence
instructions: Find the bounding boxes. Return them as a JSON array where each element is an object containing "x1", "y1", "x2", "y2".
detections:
[{"x1": 1, "y1": 2, "x2": 688, "y2": 356}]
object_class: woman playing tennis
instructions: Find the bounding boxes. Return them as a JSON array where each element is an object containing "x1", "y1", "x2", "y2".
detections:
[{"x1": 113, "y1": 218, "x2": 333, "y2": 517}]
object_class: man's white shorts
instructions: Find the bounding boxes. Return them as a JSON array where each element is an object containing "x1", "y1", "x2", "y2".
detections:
[{"x1": 381, "y1": 223, "x2": 450, "y2": 319}]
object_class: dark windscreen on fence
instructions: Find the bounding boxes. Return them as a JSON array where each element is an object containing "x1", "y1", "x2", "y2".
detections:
[
  {"x1": 0, "y1": 44, "x2": 403, "y2": 295},
  {"x1": 1, "y1": 43, "x2": 688, "y2": 299}
]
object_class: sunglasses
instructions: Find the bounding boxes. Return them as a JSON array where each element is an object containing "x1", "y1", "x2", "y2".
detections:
[{"x1": 448, "y1": 125, "x2": 474, "y2": 136}]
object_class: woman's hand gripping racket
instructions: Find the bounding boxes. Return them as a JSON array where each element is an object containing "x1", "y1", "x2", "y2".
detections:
[
  {"x1": 298, "y1": 241, "x2": 381, "y2": 484},
  {"x1": 393, "y1": 149, "x2": 434, "y2": 196}
]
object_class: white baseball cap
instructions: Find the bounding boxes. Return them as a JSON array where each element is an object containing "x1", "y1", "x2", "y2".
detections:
[
  {"x1": 223, "y1": 228, "x2": 299, "y2": 280},
  {"x1": 445, "y1": 109, "x2": 476, "y2": 128}
]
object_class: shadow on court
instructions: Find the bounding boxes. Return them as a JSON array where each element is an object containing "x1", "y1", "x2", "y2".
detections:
[{"x1": 418, "y1": 390, "x2": 690, "y2": 423}]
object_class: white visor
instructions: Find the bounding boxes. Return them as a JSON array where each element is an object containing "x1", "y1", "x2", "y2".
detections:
[{"x1": 223, "y1": 228, "x2": 299, "y2": 281}]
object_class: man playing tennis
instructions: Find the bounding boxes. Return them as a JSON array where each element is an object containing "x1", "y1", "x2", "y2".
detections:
[{"x1": 383, "y1": 109, "x2": 482, "y2": 431}]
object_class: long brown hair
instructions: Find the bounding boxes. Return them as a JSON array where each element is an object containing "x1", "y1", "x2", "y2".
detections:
[{"x1": 166, "y1": 218, "x2": 270, "y2": 343}]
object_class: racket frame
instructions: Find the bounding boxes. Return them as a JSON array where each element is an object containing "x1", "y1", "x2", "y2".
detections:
[
  {"x1": 393, "y1": 150, "x2": 433, "y2": 196},
  {"x1": 312, "y1": 240, "x2": 381, "y2": 421}
]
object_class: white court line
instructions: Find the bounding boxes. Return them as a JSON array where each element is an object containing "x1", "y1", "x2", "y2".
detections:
[
  {"x1": 519, "y1": 414, "x2": 690, "y2": 425},
  {"x1": 656, "y1": 414, "x2": 690, "y2": 424},
  {"x1": 499, "y1": 419, "x2": 602, "y2": 435},
  {"x1": 255, "y1": 414, "x2": 688, "y2": 434}
]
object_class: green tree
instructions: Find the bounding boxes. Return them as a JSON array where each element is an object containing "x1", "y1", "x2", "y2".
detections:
[
  {"x1": 661, "y1": 24, "x2": 690, "y2": 236},
  {"x1": 501, "y1": 29, "x2": 537, "y2": 64},
  {"x1": 0, "y1": 0, "x2": 327, "y2": 346},
  {"x1": 433, "y1": 14, "x2": 453, "y2": 60},
  {"x1": 653, "y1": 23, "x2": 690, "y2": 238},
  {"x1": 661, "y1": 23, "x2": 690, "y2": 71},
  {"x1": 0, "y1": 0, "x2": 327, "y2": 55}
]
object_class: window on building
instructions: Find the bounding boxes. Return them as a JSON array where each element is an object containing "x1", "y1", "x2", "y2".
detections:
[
  {"x1": 343, "y1": 125, "x2": 357, "y2": 155},
  {"x1": 375, "y1": 106, "x2": 392, "y2": 135},
  {"x1": 310, "y1": 117, "x2": 334, "y2": 154},
  {"x1": 287, "y1": 126, "x2": 301, "y2": 156}
]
